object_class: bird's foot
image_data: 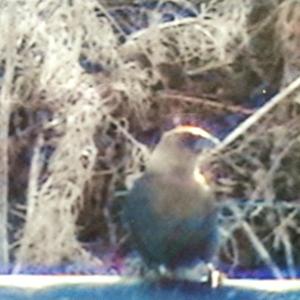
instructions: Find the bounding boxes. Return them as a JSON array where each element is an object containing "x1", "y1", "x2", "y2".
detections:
[
  {"x1": 206, "y1": 263, "x2": 226, "y2": 288},
  {"x1": 174, "y1": 263, "x2": 225, "y2": 288},
  {"x1": 143, "y1": 264, "x2": 173, "y2": 281}
]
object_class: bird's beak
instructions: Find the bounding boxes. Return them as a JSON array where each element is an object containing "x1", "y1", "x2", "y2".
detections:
[{"x1": 192, "y1": 138, "x2": 218, "y2": 152}]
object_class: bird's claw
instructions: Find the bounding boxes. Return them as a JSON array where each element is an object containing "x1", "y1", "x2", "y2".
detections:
[{"x1": 207, "y1": 264, "x2": 226, "y2": 288}]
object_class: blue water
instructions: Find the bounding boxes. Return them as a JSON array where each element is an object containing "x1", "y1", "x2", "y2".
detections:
[{"x1": 0, "y1": 280, "x2": 299, "y2": 300}]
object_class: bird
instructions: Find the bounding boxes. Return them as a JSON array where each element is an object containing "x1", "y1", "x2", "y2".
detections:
[{"x1": 123, "y1": 125, "x2": 220, "y2": 282}]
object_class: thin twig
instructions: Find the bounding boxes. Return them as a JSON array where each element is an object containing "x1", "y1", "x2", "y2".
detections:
[
  {"x1": 281, "y1": 226, "x2": 296, "y2": 279},
  {"x1": 0, "y1": 1, "x2": 17, "y2": 267},
  {"x1": 229, "y1": 204, "x2": 284, "y2": 279},
  {"x1": 250, "y1": 136, "x2": 299, "y2": 201},
  {"x1": 160, "y1": 91, "x2": 254, "y2": 114},
  {"x1": 216, "y1": 76, "x2": 300, "y2": 152},
  {"x1": 97, "y1": 0, "x2": 128, "y2": 41},
  {"x1": 127, "y1": 16, "x2": 201, "y2": 41},
  {"x1": 26, "y1": 135, "x2": 43, "y2": 220},
  {"x1": 106, "y1": 114, "x2": 150, "y2": 157}
]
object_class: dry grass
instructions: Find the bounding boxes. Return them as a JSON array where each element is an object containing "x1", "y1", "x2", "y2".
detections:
[{"x1": 0, "y1": 0, "x2": 299, "y2": 276}]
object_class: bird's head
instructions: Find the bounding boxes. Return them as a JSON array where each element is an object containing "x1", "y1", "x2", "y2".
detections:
[{"x1": 148, "y1": 125, "x2": 220, "y2": 180}]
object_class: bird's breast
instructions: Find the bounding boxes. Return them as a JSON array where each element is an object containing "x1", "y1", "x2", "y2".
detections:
[{"x1": 149, "y1": 174, "x2": 216, "y2": 220}]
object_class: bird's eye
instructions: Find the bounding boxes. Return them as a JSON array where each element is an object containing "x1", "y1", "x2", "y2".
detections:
[{"x1": 180, "y1": 133, "x2": 199, "y2": 149}]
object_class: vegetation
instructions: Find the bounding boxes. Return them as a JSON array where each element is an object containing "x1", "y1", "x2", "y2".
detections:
[{"x1": 0, "y1": 0, "x2": 299, "y2": 277}]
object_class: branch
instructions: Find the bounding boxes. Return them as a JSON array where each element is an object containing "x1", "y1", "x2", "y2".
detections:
[
  {"x1": 0, "y1": 275, "x2": 300, "y2": 292},
  {"x1": 217, "y1": 76, "x2": 300, "y2": 151},
  {"x1": 159, "y1": 91, "x2": 254, "y2": 114},
  {"x1": 0, "y1": 1, "x2": 17, "y2": 267}
]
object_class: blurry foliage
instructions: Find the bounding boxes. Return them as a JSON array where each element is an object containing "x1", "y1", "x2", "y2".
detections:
[{"x1": 0, "y1": 0, "x2": 300, "y2": 277}]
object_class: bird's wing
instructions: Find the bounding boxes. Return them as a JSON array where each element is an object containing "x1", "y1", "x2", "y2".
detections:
[{"x1": 123, "y1": 175, "x2": 168, "y2": 263}]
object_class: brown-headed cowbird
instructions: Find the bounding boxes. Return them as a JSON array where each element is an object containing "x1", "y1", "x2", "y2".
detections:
[{"x1": 123, "y1": 125, "x2": 219, "y2": 278}]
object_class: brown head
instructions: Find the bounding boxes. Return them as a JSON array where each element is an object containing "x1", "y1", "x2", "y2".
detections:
[{"x1": 147, "y1": 125, "x2": 220, "y2": 181}]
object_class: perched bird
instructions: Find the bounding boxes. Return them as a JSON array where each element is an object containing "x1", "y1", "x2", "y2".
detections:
[{"x1": 123, "y1": 125, "x2": 220, "y2": 280}]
